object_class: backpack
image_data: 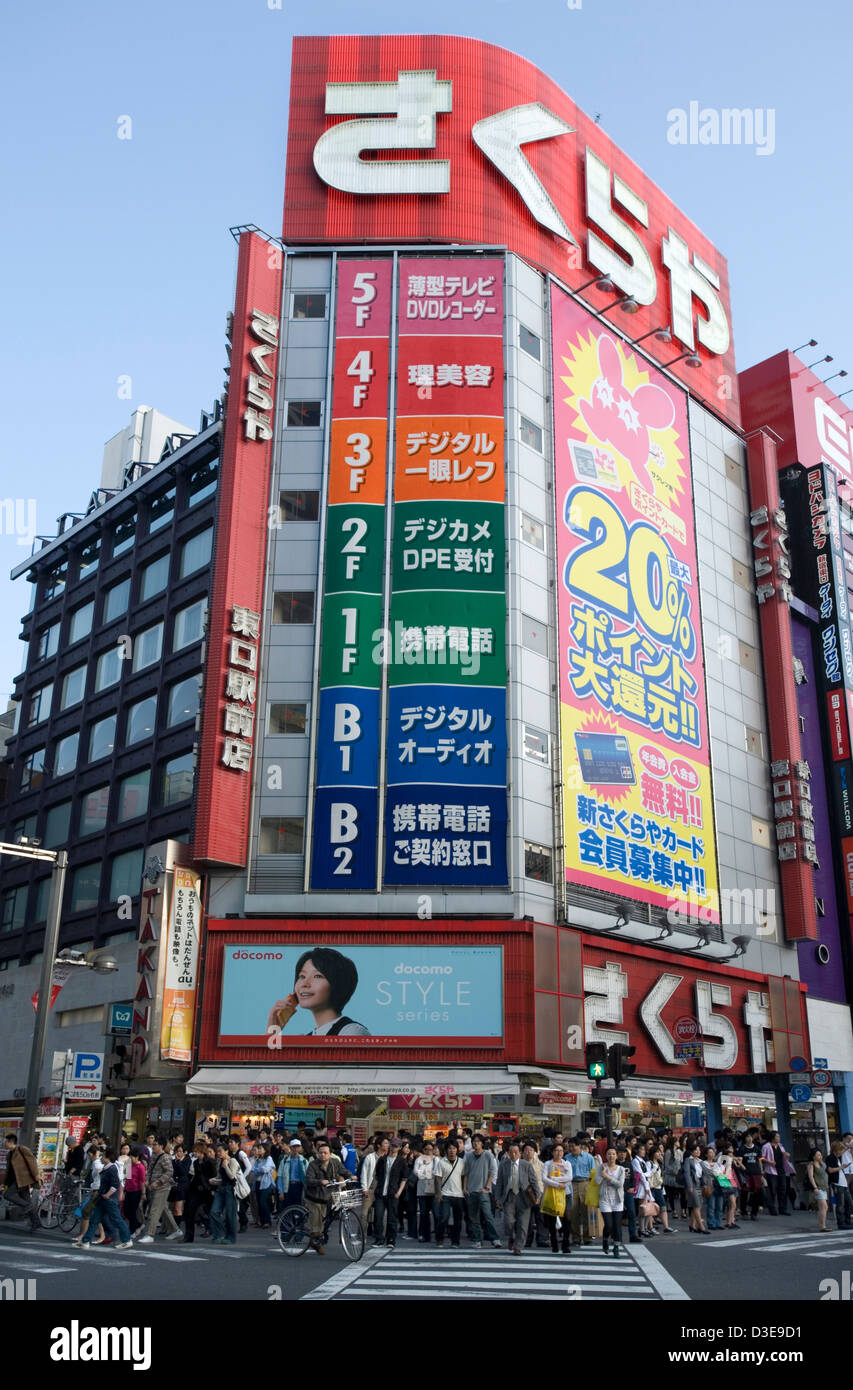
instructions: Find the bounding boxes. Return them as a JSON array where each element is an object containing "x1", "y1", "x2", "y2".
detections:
[{"x1": 234, "y1": 1166, "x2": 250, "y2": 1200}]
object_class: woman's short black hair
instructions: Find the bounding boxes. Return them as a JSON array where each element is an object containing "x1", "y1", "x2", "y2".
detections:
[{"x1": 293, "y1": 947, "x2": 358, "y2": 1015}]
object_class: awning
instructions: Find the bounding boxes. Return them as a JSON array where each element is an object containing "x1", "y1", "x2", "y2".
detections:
[{"x1": 186, "y1": 1067, "x2": 521, "y2": 1098}]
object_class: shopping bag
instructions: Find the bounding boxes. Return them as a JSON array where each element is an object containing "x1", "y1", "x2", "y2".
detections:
[{"x1": 541, "y1": 1185, "x2": 566, "y2": 1218}]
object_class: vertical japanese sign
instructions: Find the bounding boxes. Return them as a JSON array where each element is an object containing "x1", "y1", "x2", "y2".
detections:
[
  {"x1": 383, "y1": 257, "x2": 508, "y2": 885},
  {"x1": 310, "y1": 260, "x2": 392, "y2": 890},
  {"x1": 552, "y1": 286, "x2": 719, "y2": 919},
  {"x1": 161, "y1": 866, "x2": 202, "y2": 1064}
]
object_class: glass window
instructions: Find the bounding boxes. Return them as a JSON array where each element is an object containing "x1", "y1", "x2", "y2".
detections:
[
  {"x1": 54, "y1": 732, "x2": 79, "y2": 777},
  {"x1": 31, "y1": 877, "x2": 51, "y2": 924},
  {"x1": 103, "y1": 578, "x2": 131, "y2": 623},
  {"x1": 61, "y1": 666, "x2": 86, "y2": 709},
  {"x1": 43, "y1": 801, "x2": 72, "y2": 849},
  {"x1": 519, "y1": 325, "x2": 541, "y2": 360},
  {"x1": 259, "y1": 817, "x2": 305, "y2": 854},
  {"x1": 149, "y1": 487, "x2": 176, "y2": 533},
  {"x1": 126, "y1": 694, "x2": 157, "y2": 745},
  {"x1": 78, "y1": 539, "x2": 100, "y2": 580},
  {"x1": 162, "y1": 752, "x2": 194, "y2": 806},
  {"x1": 521, "y1": 514, "x2": 545, "y2": 550},
  {"x1": 80, "y1": 786, "x2": 110, "y2": 835},
  {"x1": 521, "y1": 615, "x2": 548, "y2": 656},
  {"x1": 11, "y1": 815, "x2": 37, "y2": 844},
  {"x1": 133, "y1": 622, "x2": 163, "y2": 672},
  {"x1": 36, "y1": 622, "x2": 60, "y2": 661},
  {"x1": 173, "y1": 599, "x2": 207, "y2": 652},
  {"x1": 117, "y1": 769, "x2": 149, "y2": 821},
  {"x1": 88, "y1": 714, "x2": 117, "y2": 763},
  {"x1": 286, "y1": 401, "x2": 322, "y2": 428},
  {"x1": 44, "y1": 563, "x2": 67, "y2": 601},
  {"x1": 28, "y1": 683, "x2": 53, "y2": 726},
  {"x1": 279, "y1": 490, "x2": 320, "y2": 522},
  {"x1": 167, "y1": 676, "x2": 200, "y2": 727},
  {"x1": 95, "y1": 647, "x2": 121, "y2": 691},
  {"x1": 112, "y1": 515, "x2": 136, "y2": 557},
  {"x1": 21, "y1": 747, "x2": 46, "y2": 791},
  {"x1": 109, "y1": 848, "x2": 144, "y2": 902},
  {"x1": 523, "y1": 725, "x2": 550, "y2": 766},
  {"x1": 69, "y1": 601, "x2": 94, "y2": 644},
  {"x1": 291, "y1": 292, "x2": 327, "y2": 319},
  {"x1": 524, "y1": 842, "x2": 552, "y2": 882},
  {"x1": 70, "y1": 863, "x2": 101, "y2": 913},
  {"x1": 268, "y1": 702, "x2": 308, "y2": 735},
  {"x1": 187, "y1": 459, "x2": 219, "y2": 505},
  {"x1": 273, "y1": 591, "x2": 315, "y2": 624},
  {"x1": 179, "y1": 526, "x2": 213, "y2": 579},
  {"x1": 140, "y1": 553, "x2": 169, "y2": 601},
  {"x1": 1, "y1": 888, "x2": 26, "y2": 933},
  {"x1": 520, "y1": 416, "x2": 543, "y2": 452}
]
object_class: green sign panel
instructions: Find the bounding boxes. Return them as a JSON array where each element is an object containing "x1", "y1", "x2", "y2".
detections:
[
  {"x1": 324, "y1": 503, "x2": 386, "y2": 595},
  {"x1": 392, "y1": 500, "x2": 505, "y2": 593},
  {"x1": 319, "y1": 591, "x2": 384, "y2": 688},
  {"x1": 387, "y1": 589, "x2": 506, "y2": 687}
]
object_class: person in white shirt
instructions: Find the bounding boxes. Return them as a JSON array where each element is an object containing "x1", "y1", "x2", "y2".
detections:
[
  {"x1": 414, "y1": 1142, "x2": 440, "y2": 1243},
  {"x1": 360, "y1": 1138, "x2": 380, "y2": 1235},
  {"x1": 434, "y1": 1141, "x2": 465, "y2": 1248},
  {"x1": 541, "y1": 1143, "x2": 573, "y2": 1254},
  {"x1": 71, "y1": 1144, "x2": 105, "y2": 1247},
  {"x1": 598, "y1": 1149, "x2": 627, "y2": 1256}
]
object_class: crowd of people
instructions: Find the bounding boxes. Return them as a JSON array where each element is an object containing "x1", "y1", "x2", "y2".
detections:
[{"x1": 4, "y1": 1118, "x2": 853, "y2": 1255}]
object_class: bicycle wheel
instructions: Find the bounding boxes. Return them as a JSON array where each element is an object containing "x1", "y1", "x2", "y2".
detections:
[
  {"x1": 277, "y1": 1207, "x2": 311, "y2": 1257},
  {"x1": 340, "y1": 1209, "x2": 364, "y2": 1262},
  {"x1": 38, "y1": 1197, "x2": 59, "y2": 1230},
  {"x1": 59, "y1": 1204, "x2": 80, "y2": 1234}
]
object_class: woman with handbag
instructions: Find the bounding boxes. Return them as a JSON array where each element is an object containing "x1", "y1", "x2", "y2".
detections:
[
  {"x1": 585, "y1": 1153, "x2": 603, "y2": 1241},
  {"x1": 541, "y1": 1143, "x2": 573, "y2": 1254},
  {"x1": 682, "y1": 1142, "x2": 708, "y2": 1234},
  {"x1": 598, "y1": 1149, "x2": 627, "y2": 1257},
  {"x1": 648, "y1": 1145, "x2": 673, "y2": 1234},
  {"x1": 719, "y1": 1146, "x2": 740, "y2": 1229},
  {"x1": 632, "y1": 1145, "x2": 656, "y2": 1236},
  {"x1": 702, "y1": 1146, "x2": 724, "y2": 1230}
]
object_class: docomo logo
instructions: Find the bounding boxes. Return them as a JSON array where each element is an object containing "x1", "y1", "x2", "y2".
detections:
[
  {"x1": 312, "y1": 70, "x2": 730, "y2": 359},
  {"x1": 233, "y1": 950, "x2": 284, "y2": 961},
  {"x1": 393, "y1": 963, "x2": 453, "y2": 975}
]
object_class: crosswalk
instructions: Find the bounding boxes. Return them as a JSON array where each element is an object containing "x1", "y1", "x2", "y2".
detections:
[
  {"x1": 687, "y1": 1228, "x2": 853, "y2": 1257},
  {"x1": 0, "y1": 1235, "x2": 271, "y2": 1277},
  {"x1": 304, "y1": 1242, "x2": 663, "y2": 1301}
]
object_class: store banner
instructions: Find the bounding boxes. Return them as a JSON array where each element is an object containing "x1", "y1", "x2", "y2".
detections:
[
  {"x1": 219, "y1": 943, "x2": 504, "y2": 1047},
  {"x1": 160, "y1": 866, "x2": 202, "y2": 1063},
  {"x1": 386, "y1": 685, "x2": 507, "y2": 787},
  {"x1": 310, "y1": 258, "x2": 392, "y2": 891},
  {"x1": 552, "y1": 287, "x2": 719, "y2": 920}
]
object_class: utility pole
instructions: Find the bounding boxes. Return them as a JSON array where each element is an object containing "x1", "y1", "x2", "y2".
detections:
[{"x1": 21, "y1": 849, "x2": 68, "y2": 1149}]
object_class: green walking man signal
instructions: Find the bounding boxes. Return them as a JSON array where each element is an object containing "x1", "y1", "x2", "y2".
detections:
[{"x1": 585, "y1": 1040, "x2": 637, "y2": 1084}]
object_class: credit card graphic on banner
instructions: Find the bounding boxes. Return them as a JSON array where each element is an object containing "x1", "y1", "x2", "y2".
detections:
[{"x1": 552, "y1": 286, "x2": 719, "y2": 920}]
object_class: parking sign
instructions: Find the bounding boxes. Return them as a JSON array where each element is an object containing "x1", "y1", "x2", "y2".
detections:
[{"x1": 67, "y1": 1051, "x2": 104, "y2": 1101}]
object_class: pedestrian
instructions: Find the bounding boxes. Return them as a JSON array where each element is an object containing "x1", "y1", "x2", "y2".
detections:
[
  {"x1": 522, "y1": 1140, "x2": 549, "y2": 1248},
  {"x1": 718, "y1": 1146, "x2": 740, "y2": 1229},
  {"x1": 208, "y1": 1142, "x2": 240, "y2": 1245},
  {"x1": 72, "y1": 1144, "x2": 106, "y2": 1247},
  {"x1": 633, "y1": 1143, "x2": 657, "y2": 1236},
  {"x1": 252, "y1": 1144, "x2": 276, "y2": 1228},
  {"x1": 399, "y1": 1140, "x2": 419, "y2": 1239},
  {"x1": 567, "y1": 1139, "x2": 595, "y2": 1246},
  {"x1": 122, "y1": 1148, "x2": 147, "y2": 1235},
  {"x1": 80, "y1": 1148, "x2": 133, "y2": 1250},
  {"x1": 463, "y1": 1133, "x2": 501, "y2": 1249},
  {"x1": 827, "y1": 1142, "x2": 853, "y2": 1228},
  {"x1": 372, "y1": 1138, "x2": 406, "y2": 1247},
  {"x1": 2, "y1": 1133, "x2": 40, "y2": 1234},
  {"x1": 414, "y1": 1140, "x2": 440, "y2": 1242},
  {"x1": 540, "y1": 1142, "x2": 573, "y2": 1254},
  {"x1": 682, "y1": 1142, "x2": 708, "y2": 1234},
  {"x1": 598, "y1": 1148, "x2": 627, "y2": 1257},
  {"x1": 277, "y1": 1139, "x2": 307, "y2": 1209},
  {"x1": 648, "y1": 1145, "x2": 673, "y2": 1233},
  {"x1": 339, "y1": 1132, "x2": 358, "y2": 1177},
  {"x1": 64, "y1": 1134, "x2": 87, "y2": 1178},
  {"x1": 136, "y1": 1135, "x2": 183, "y2": 1243},
  {"x1": 228, "y1": 1136, "x2": 253, "y2": 1231},
  {"x1": 807, "y1": 1148, "x2": 830, "y2": 1231},
  {"x1": 663, "y1": 1139, "x2": 684, "y2": 1220},
  {"x1": 700, "y1": 1146, "x2": 722, "y2": 1230},
  {"x1": 736, "y1": 1133, "x2": 763, "y2": 1221},
  {"x1": 760, "y1": 1131, "x2": 788, "y2": 1216},
  {"x1": 494, "y1": 1141, "x2": 541, "y2": 1255},
  {"x1": 304, "y1": 1140, "x2": 346, "y2": 1254},
  {"x1": 170, "y1": 1143, "x2": 192, "y2": 1229},
  {"x1": 183, "y1": 1141, "x2": 216, "y2": 1243},
  {"x1": 359, "y1": 1138, "x2": 379, "y2": 1236},
  {"x1": 434, "y1": 1140, "x2": 465, "y2": 1248}
]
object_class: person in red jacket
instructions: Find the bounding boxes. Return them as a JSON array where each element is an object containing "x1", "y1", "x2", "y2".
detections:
[{"x1": 122, "y1": 1147, "x2": 147, "y2": 1234}]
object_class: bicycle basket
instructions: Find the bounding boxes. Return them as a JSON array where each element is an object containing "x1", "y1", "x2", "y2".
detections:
[{"x1": 337, "y1": 1186, "x2": 363, "y2": 1210}]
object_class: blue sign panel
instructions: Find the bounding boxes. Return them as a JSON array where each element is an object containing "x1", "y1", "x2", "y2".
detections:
[
  {"x1": 791, "y1": 1084, "x2": 812, "y2": 1103},
  {"x1": 315, "y1": 687, "x2": 381, "y2": 786},
  {"x1": 310, "y1": 786, "x2": 378, "y2": 891},
  {"x1": 386, "y1": 684, "x2": 506, "y2": 786},
  {"x1": 107, "y1": 1003, "x2": 133, "y2": 1036},
  {"x1": 383, "y1": 784, "x2": 508, "y2": 885}
]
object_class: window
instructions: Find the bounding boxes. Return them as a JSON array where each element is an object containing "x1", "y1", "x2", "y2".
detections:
[
  {"x1": 80, "y1": 786, "x2": 110, "y2": 835},
  {"x1": 187, "y1": 459, "x2": 219, "y2": 506},
  {"x1": 117, "y1": 769, "x2": 149, "y2": 821},
  {"x1": 109, "y1": 848, "x2": 144, "y2": 902},
  {"x1": 279, "y1": 490, "x2": 320, "y2": 522},
  {"x1": 28, "y1": 683, "x2": 53, "y2": 726},
  {"x1": 54, "y1": 732, "x2": 79, "y2": 777},
  {"x1": 43, "y1": 801, "x2": 72, "y2": 849},
  {"x1": 78, "y1": 539, "x2": 100, "y2": 579},
  {"x1": 31, "y1": 877, "x2": 51, "y2": 924},
  {"x1": 140, "y1": 553, "x2": 169, "y2": 601},
  {"x1": 95, "y1": 647, "x2": 121, "y2": 692},
  {"x1": 103, "y1": 578, "x2": 131, "y2": 624},
  {"x1": 173, "y1": 599, "x2": 207, "y2": 652},
  {"x1": 70, "y1": 863, "x2": 101, "y2": 913},
  {"x1": 112, "y1": 514, "x2": 136, "y2": 557},
  {"x1": 524, "y1": 842, "x2": 552, "y2": 882},
  {"x1": 273, "y1": 591, "x2": 315, "y2": 624},
  {"x1": 520, "y1": 416, "x2": 543, "y2": 452},
  {"x1": 1, "y1": 888, "x2": 26, "y2": 933},
  {"x1": 162, "y1": 753, "x2": 194, "y2": 806},
  {"x1": 126, "y1": 694, "x2": 157, "y2": 745},
  {"x1": 259, "y1": 817, "x2": 305, "y2": 854},
  {"x1": 44, "y1": 563, "x2": 67, "y2": 601},
  {"x1": 149, "y1": 487, "x2": 176, "y2": 533},
  {"x1": 291, "y1": 292, "x2": 327, "y2": 319},
  {"x1": 521, "y1": 514, "x2": 545, "y2": 550},
  {"x1": 167, "y1": 676, "x2": 200, "y2": 727},
  {"x1": 61, "y1": 666, "x2": 86, "y2": 709},
  {"x1": 286, "y1": 401, "x2": 322, "y2": 428},
  {"x1": 523, "y1": 725, "x2": 550, "y2": 766},
  {"x1": 268, "y1": 702, "x2": 309, "y2": 735},
  {"x1": 133, "y1": 622, "x2": 163, "y2": 672},
  {"x1": 88, "y1": 714, "x2": 117, "y2": 763},
  {"x1": 519, "y1": 325, "x2": 541, "y2": 360},
  {"x1": 36, "y1": 622, "x2": 60, "y2": 661},
  {"x1": 521, "y1": 615, "x2": 548, "y2": 656},
  {"x1": 179, "y1": 526, "x2": 213, "y2": 579},
  {"x1": 11, "y1": 815, "x2": 37, "y2": 844},
  {"x1": 69, "y1": 601, "x2": 94, "y2": 644},
  {"x1": 21, "y1": 747, "x2": 46, "y2": 791}
]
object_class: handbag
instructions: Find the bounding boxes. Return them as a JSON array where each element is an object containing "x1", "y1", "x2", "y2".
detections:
[
  {"x1": 234, "y1": 1168, "x2": 250, "y2": 1201},
  {"x1": 541, "y1": 1184, "x2": 566, "y2": 1218},
  {"x1": 639, "y1": 1199, "x2": 660, "y2": 1218},
  {"x1": 715, "y1": 1175, "x2": 734, "y2": 1190}
]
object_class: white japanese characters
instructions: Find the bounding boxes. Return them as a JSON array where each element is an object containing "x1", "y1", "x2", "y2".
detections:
[
  {"x1": 242, "y1": 307, "x2": 280, "y2": 443},
  {"x1": 221, "y1": 605, "x2": 261, "y2": 773}
]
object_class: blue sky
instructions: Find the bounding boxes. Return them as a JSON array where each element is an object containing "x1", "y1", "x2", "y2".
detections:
[{"x1": 1, "y1": 0, "x2": 851, "y2": 698}]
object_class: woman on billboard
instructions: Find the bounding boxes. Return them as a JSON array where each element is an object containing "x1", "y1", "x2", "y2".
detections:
[{"x1": 266, "y1": 948, "x2": 370, "y2": 1037}]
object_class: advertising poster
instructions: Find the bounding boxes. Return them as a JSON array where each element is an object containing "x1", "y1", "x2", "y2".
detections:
[
  {"x1": 161, "y1": 867, "x2": 201, "y2": 1063},
  {"x1": 219, "y1": 942, "x2": 503, "y2": 1047},
  {"x1": 552, "y1": 286, "x2": 719, "y2": 919}
]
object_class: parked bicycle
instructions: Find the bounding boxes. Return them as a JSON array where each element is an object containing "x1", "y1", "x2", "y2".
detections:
[
  {"x1": 38, "y1": 1171, "x2": 82, "y2": 1233},
  {"x1": 277, "y1": 1180, "x2": 364, "y2": 1261}
]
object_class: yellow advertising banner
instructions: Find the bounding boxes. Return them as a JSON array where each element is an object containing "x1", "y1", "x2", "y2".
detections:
[{"x1": 161, "y1": 867, "x2": 201, "y2": 1063}]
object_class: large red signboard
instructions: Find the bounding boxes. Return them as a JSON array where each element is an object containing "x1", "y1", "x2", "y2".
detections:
[
  {"x1": 283, "y1": 35, "x2": 739, "y2": 426},
  {"x1": 741, "y1": 350, "x2": 853, "y2": 488}
]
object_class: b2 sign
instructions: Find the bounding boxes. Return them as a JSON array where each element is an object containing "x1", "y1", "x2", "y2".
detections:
[{"x1": 218, "y1": 944, "x2": 503, "y2": 1047}]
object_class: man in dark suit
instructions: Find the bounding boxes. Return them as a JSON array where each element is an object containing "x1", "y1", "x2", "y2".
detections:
[{"x1": 495, "y1": 1141, "x2": 541, "y2": 1254}]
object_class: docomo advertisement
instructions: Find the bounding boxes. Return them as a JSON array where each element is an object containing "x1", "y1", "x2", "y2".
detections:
[
  {"x1": 160, "y1": 867, "x2": 202, "y2": 1064},
  {"x1": 284, "y1": 34, "x2": 738, "y2": 425},
  {"x1": 552, "y1": 287, "x2": 719, "y2": 920},
  {"x1": 218, "y1": 944, "x2": 503, "y2": 1047}
]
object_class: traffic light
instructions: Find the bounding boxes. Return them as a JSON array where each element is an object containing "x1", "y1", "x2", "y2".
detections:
[
  {"x1": 608, "y1": 1043, "x2": 636, "y2": 1085},
  {"x1": 586, "y1": 1041, "x2": 608, "y2": 1081}
]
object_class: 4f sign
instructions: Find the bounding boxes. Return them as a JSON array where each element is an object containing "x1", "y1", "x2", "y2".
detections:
[{"x1": 313, "y1": 70, "x2": 730, "y2": 359}]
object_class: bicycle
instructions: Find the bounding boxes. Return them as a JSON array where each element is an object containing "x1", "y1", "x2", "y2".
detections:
[
  {"x1": 38, "y1": 1172, "x2": 82, "y2": 1233},
  {"x1": 277, "y1": 1180, "x2": 364, "y2": 1261}
]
